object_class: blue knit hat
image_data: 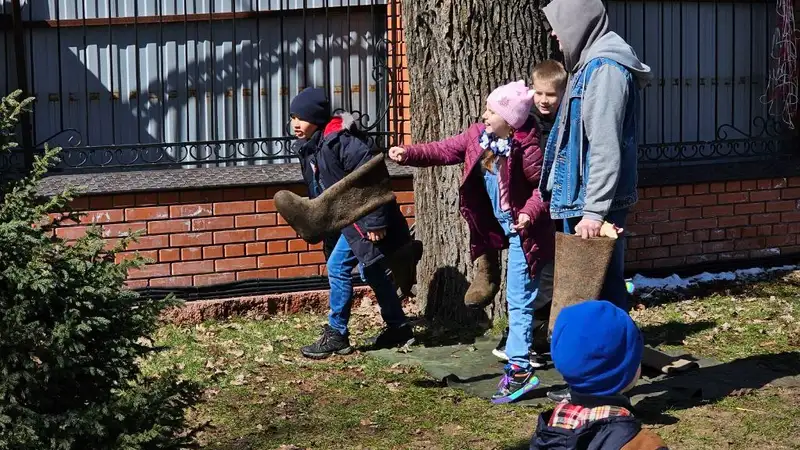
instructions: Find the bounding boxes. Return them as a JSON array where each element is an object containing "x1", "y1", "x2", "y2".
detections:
[
  {"x1": 550, "y1": 300, "x2": 643, "y2": 396},
  {"x1": 290, "y1": 87, "x2": 331, "y2": 128}
]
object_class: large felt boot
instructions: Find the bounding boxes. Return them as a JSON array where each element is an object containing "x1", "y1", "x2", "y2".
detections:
[
  {"x1": 464, "y1": 250, "x2": 501, "y2": 308},
  {"x1": 548, "y1": 231, "x2": 617, "y2": 335},
  {"x1": 386, "y1": 239, "x2": 424, "y2": 298},
  {"x1": 274, "y1": 153, "x2": 395, "y2": 244}
]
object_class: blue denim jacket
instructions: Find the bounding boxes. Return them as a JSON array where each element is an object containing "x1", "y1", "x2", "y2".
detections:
[{"x1": 540, "y1": 58, "x2": 640, "y2": 220}]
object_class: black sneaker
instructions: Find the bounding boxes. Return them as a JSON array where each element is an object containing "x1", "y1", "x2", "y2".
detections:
[
  {"x1": 365, "y1": 324, "x2": 415, "y2": 350},
  {"x1": 300, "y1": 325, "x2": 354, "y2": 359},
  {"x1": 546, "y1": 387, "x2": 571, "y2": 403}
]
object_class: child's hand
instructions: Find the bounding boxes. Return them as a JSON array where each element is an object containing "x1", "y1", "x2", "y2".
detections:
[
  {"x1": 367, "y1": 229, "x2": 387, "y2": 242},
  {"x1": 388, "y1": 146, "x2": 406, "y2": 163},
  {"x1": 512, "y1": 213, "x2": 531, "y2": 231}
]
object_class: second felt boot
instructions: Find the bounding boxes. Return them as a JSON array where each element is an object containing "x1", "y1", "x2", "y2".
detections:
[{"x1": 464, "y1": 250, "x2": 501, "y2": 308}]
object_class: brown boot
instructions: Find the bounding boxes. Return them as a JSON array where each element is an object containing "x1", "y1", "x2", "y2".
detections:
[
  {"x1": 274, "y1": 154, "x2": 395, "y2": 244},
  {"x1": 548, "y1": 232, "x2": 616, "y2": 335},
  {"x1": 386, "y1": 239, "x2": 424, "y2": 298},
  {"x1": 464, "y1": 250, "x2": 501, "y2": 308}
]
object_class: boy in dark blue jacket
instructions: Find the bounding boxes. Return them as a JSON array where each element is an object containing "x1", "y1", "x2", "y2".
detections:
[
  {"x1": 289, "y1": 88, "x2": 414, "y2": 359},
  {"x1": 530, "y1": 301, "x2": 668, "y2": 450}
]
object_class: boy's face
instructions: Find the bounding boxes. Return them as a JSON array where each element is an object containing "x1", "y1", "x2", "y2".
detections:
[
  {"x1": 532, "y1": 79, "x2": 563, "y2": 117},
  {"x1": 291, "y1": 116, "x2": 318, "y2": 140}
]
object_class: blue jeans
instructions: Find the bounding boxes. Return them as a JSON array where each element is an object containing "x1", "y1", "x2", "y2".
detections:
[
  {"x1": 326, "y1": 234, "x2": 407, "y2": 335},
  {"x1": 561, "y1": 208, "x2": 629, "y2": 310}
]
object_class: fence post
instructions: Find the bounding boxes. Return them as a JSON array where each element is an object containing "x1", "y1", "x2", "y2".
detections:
[{"x1": 10, "y1": 0, "x2": 34, "y2": 172}]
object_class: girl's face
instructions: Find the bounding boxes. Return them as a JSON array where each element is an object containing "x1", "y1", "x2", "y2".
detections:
[{"x1": 481, "y1": 107, "x2": 512, "y2": 138}]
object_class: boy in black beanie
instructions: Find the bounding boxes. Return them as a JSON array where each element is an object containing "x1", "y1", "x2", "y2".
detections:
[{"x1": 288, "y1": 88, "x2": 414, "y2": 359}]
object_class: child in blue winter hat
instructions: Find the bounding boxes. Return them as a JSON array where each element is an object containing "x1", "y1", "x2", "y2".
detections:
[{"x1": 529, "y1": 300, "x2": 668, "y2": 450}]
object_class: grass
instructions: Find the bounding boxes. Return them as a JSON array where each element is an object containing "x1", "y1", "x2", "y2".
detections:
[{"x1": 142, "y1": 273, "x2": 800, "y2": 449}]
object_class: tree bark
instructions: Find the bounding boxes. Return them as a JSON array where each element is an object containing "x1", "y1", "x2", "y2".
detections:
[{"x1": 403, "y1": 0, "x2": 554, "y2": 326}]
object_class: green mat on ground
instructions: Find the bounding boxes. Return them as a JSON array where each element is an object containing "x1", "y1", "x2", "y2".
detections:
[{"x1": 368, "y1": 336, "x2": 800, "y2": 409}]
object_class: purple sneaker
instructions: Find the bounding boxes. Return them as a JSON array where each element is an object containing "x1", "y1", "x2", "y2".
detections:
[{"x1": 491, "y1": 364, "x2": 540, "y2": 404}]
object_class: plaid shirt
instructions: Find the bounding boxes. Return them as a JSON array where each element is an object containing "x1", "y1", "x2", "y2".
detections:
[{"x1": 548, "y1": 402, "x2": 632, "y2": 430}]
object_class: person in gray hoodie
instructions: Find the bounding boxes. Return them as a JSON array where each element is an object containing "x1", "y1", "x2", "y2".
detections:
[{"x1": 538, "y1": 0, "x2": 653, "y2": 404}]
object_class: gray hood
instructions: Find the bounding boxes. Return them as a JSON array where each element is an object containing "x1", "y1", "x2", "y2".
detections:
[
  {"x1": 582, "y1": 32, "x2": 653, "y2": 88},
  {"x1": 543, "y1": 0, "x2": 608, "y2": 72}
]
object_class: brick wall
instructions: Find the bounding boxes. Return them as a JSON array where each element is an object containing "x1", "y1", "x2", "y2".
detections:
[
  {"x1": 56, "y1": 178, "x2": 415, "y2": 289},
  {"x1": 387, "y1": 0, "x2": 411, "y2": 145}
]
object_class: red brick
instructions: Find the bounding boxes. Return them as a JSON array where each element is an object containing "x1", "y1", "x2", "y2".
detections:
[
  {"x1": 783, "y1": 211, "x2": 800, "y2": 222},
  {"x1": 169, "y1": 204, "x2": 213, "y2": 218},
  {"x1": 110, "y1": 194, "x2": 134, "y2": 208},
  {"x1": 758, "y1": 225, "x2": 773, "y2": 236},
  {"x1": 180, "y1": 190, "x2": 223, "y2": 203},
  {"x1": 135, "y1": 193, "x2": 159, "y2": 206},
  {"x1": 740, "y1": 180, "x2": 757, "y2": 191},
  {"x1": 215, "y1": 257, "x2": 257, "y2": 272},
  {"x1": 214, "y1": 201, "x2": 255, "y2": 216},
  {"x1": 653, "y1": 221, "x2": 684, "y2": 234},
  {"x1": 288, "y1": 239, "x2": 308, "y2": 252},
  {"x1": 235, "y1": 213, "x2": 277, "y2": 228},
  {"x1": 631, "y1": 199, "x2": 652, "y2": 212},
  {"x1": 661, "y1": 233, "x2": 678, "y2": 246},
  {"x1": 717, "y1": 192, "x2": 749, "y2": 204},
  {"x1": 125, "y1": 206, "x2": 169, "y2": 221},
  {"x1": 703, "y1": 241, "x2": 735, "y2": 253},
  {"x1": 710, "y1": 182, "x2": 726, "y2": 193},
  {"x1": 158, "y1": 192, "x2": 181, "y2": 205},
  {"x1": 319, "y1": 264, "x2": 328, "y2": 276},
  {"x1": 127, "y1": 263, "x2": 171, "y2": 279},
  {"x1": 670, "y1": 243, "x2": 702, "y2": 257},
  {"x1": 773, "y1": 178, "x2": 788, "y2": 188},
  {"x1": 644, "y1": 235, "x2": 661, "y2": 247},
  {"x1": 203, "y1": 245, "x2": 224, "y2": 259},
  {"x1": 725, "y1": 181, "x2": 741, "y2": 192},
  {"x1": 757, "y1": 179, "x2": 773, "y2": 190},
  {"x1": 637, "y1": 210, "x2": 670, "y2": 223},
  {"x1": 767, "y1": 235, "x2": 796, "y2": 247},
  {"x1": 636, "y1": 247, "x2": 670, "y2": 260},
  {"x1": 678, "y1": 232, "x2": 695, "y2": 244},
  {"x1": 116, "y1": 250, "x2": 158, "y2": 264},
  {"x1": 670, "y1": 208, "x2": 702, "y2": 220},
  {"x1": 735, "y1": 237, "x2": 766, "y2": 251},
  {"x1": 686, "y1": 218, "x2": 717, "y2": 230},
  {"x1": 148, "y1": 219, "x2": 191, "y2": 235},
  {"x1": 719, "y1": 251, "x2": 750, "y2": 260},
  {"x1": 734, "y1": 203, "x2": 765, "y2": 215},
  {"x1": 718, "y1": 216, "x2": 749, "y2": 228},
  {"x1": 750, "y1": 248, "x2": 781, "y2": 258},
  {"x1": 126, "y1": 280, "x2": 150, "y2": 289},
  {"x1": 256, "y1": 199, "x2": 276, "y2": 212},
  {"x1": 194, "y1": 272, "x2": 237, "y2": 286},
  {"x1": 258, "y1": 253, "x2": 299, "y2": 268},
  {"x1": 170, "y1": 232, "x2": 213, "y2": 247},
  {"x1": 127, "y1": 235, "x2": 170, "y2": 250},
  {"x1": 710, "y1": 229, "x2": 727, "y2": 241},
  {"x1": 279, "y1": 265, "x2": 319, "y2": 278},
  {"x1": 644, "y1": 187, "x2": 661, "y2": 198},
  {"x1": 661, "y1": 186, "x2": 677, "y2": 197},
  {"x1": 102, "y1": 222, "x2": 147, "y2": 238},
  {"x1": 237, "y1": 269, "x2": 278, "y2": 280},
  {"x1": 703, "y1": 205, "x2": 734, "y2": 217},
  {"x1": 625, "y1": 250, "x2": 638, "y2": 262},
  {"x1": 685, "y1": 194, "x2": 717, "y2": 207},
  {"x1": 653, "y1": 197, "x2": 685, "y2": 210},
  {"x1": 626, "y1": 261, "x2": 653, "y2": 271},
  {"x1": 190, "y1": 217, "x2": 232, "y2": 232},
  {"x1": 300, "y1": 251, "x2": 326, "y2": 265},
  {"x1": 246, "y1": 242, "x2": 267, "y2": 255},
  {"x1": 687, "y1": 254, "x2": 719, "y2": 265},
  {"x1": 159, "y1": 248, "x2": 180, "y2": 262},
  {"x1": 790, "y1": 177, "x2": 800, "y2": 187},
  {"x1": 774, "y1": 223, "x2": 788, "y2": 235},
  {"x1": 750, "y1": 190, "x2": 780, "y2": 202},
  {"x1": 181, "y1": 247, "x2": 202, "y2": 261},
  {"x1": 677, "y1": 185, "x2": 694, "y2": 196},
  {"x1": 781, "y1": 188, "x2": 800, "y2": 199},
  {"x1": 783, "y1": 245, "x2": 800, "y2": 254},
  {"x1": 172, "y1": 260, "x2": 214, "y2": 275},
  {"x1": 224, "y1": 244, "x2": 245, "y2": 257},
  {"x1": 214, "y1": 229, "x2": 255, "y2": 244},
  {"x1": 751, "y1": 213, "x2": 780, "y2": 225},
  {"x1": 149, "y1": 276, "x2": 193, "y2": 288},
  {"x1": 694, "y1": 230, "x2": 710, "y2": 242},
  {"x1": 628, "y1": 237, "x2": 645, "y2": 250},
  {"x1": 84, "y1": 209, "x2": 125, "y2": 224},
  {"x1": 395, "y1": 191, "x2": 414, "y2": 204},
  {"x1": 309, "y1": 242, "x2": 324, "y2": 251},
  {"x1": 693, "y1": 183, "x2": 710, "y2": 194},
  {"x1": 257, "y1": 226, "x2": 298, "y2": 240},
  {"x1": 400, "y1": 205, "x2": 415, "y2": 217},
  {"x1": 741, "y1": 227, "x2": 758, "y2": 238},
  {"x1": 726, "y1": 228, "x2": 742, "y2": 239},
  {"x1": 267, "y1": 241, "x2": 287, "y2": 254},
  {"x1": 56, "y1": 226, "x2": 89, "y2": 240},
  {"x1": 653, "y1": 257, "x2": 687, "y2": 268}
]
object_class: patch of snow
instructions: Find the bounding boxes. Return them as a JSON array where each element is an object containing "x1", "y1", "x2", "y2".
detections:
[{"x1": 631, "y1": 265, "x2": 798, "y2": 293}]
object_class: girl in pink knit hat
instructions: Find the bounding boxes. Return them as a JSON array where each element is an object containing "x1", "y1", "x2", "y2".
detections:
[{"x1": 388, "y1": 81, "x2": 555, "y2": 404}]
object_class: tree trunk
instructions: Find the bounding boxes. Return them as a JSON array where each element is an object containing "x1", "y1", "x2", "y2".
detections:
[{"x1": 403, "y1": 0, "x2": 554, "y2": 327}]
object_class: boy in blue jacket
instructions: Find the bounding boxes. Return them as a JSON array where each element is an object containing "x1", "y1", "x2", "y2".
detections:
[{"x1": 289, "y1": 88, "x2": 414, "y2": 359}]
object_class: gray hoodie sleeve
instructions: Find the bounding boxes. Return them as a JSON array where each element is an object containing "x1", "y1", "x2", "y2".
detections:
[{"x1": 582, "y1": 64, "x2": 629, "y2": 222}]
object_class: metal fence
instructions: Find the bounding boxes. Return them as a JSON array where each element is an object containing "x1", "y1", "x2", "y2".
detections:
[{"x1": 0, "y1": 0, "x2": 400, "y2": 174}]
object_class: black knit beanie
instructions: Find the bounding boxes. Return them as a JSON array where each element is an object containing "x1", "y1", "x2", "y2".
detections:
[{"x1": 290, "y1": 88, "x2": 332, "y2": 128}]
